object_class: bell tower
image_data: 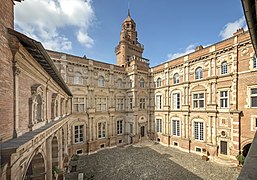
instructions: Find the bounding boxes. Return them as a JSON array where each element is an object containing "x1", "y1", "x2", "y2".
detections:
[{"x1": 115, "y1": 9, "x2": 144, "y2": 67}]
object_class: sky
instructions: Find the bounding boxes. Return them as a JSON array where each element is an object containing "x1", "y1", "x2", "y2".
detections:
[{"x1": 14, "y1": 0, "x2": 247, "y2": 67}]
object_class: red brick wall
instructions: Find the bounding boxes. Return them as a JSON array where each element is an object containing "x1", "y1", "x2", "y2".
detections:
[
  {"x1": 0, "y1": 0, "x2": 14, "y2": 29},
  {"x1": 0, "y1": 0, "x2": 15, "y2": 142}
]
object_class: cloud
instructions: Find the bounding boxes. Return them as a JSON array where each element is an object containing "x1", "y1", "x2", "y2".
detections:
[
  {"x1": 219, "y1": 17, "x2": 248, "y2": 40},
  {"x1": 77, "y1": 30, "x2": 94, "y2": 48},
  {"x1": 14, "y1": 0, "x2": 95, "y2": 51},
  {"x1": 167, "y1": 44, "x2": 196, "y2": 60}
]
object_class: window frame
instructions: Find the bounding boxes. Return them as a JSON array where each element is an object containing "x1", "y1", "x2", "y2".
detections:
[
  {"x1": 220, "y1": 91, "x2": 229, "y2": 108},
  {"x1": 140, "y1": 79, "x2": 145, "y2": 88},
  {"x1": 156, "y1": 119, "x2": 162, "y2": 133},
  {"x1": 194, "y1": 121, "x2": 204, "y2": 141},
  {"x1": 98, "y1": 122, "x2": 106, "y2": 139},
  {"x1": 74, "y1": 125, "x2": 84, "y2": 144},
  {"x1": 193, "y1": 92, "x2": 205, "y2": 109},
  {"x1": 74, "y1": 72, "x2": 83, "y2": 85},
  {"x1": 221, "y1": 61, "x2": 228, "y2": 75},
  {"x1": 156, "y1": 78, "x2": 162, "y2": 87},
  {"x1": 116, "y1": 98, "x2": 124, "y2": 111},
  {"x1": 195, "y1": 67, "x2": 203, "y2": 80},
  {"x1": 172, "y1": 120, "x2": 180, "y2": 136},
  {"x1": 253, "y1": 55, "x2": 257, "y2": 69},
  {"x1": 251, "y1": 88, "x2": 257, "y2": 108},
  {"x1": 173, "y1": 73, "x2": 180, "y2": 84},
  {"x1": 156, "y1": 94, "x2": 162, "y2": 110},
  {"x1": 172, "y1": 92, "x2": 181, "y2": 110},
  {"x1": 96, "y1": 97, "x2": 107, "y2": 111},
  {"x1": 98, "y1": 76, "x2": 105, "y2": 87},
  {"x1": 73, "y1": 97, "x2": 85, "y2": 112},
  {"x1": 117, "y1": 120, "x2": 123, "y2": 135},
  {"x1": 139, "y1": 98, "x2": 146, "y2": 110}
]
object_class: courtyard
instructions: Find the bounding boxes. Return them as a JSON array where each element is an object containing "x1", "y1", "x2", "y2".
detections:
[{"x1": 66, "y1": 140, "x2": 240, "y2": 180}]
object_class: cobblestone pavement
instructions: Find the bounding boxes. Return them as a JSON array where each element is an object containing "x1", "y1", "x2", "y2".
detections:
[{"x1": 66, "y1": 140, "x2": 240, "y2": 180}]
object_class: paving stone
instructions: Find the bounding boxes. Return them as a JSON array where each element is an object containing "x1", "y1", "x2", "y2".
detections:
[{"x1": 66, "y1": 141, "x2": 239, "y2": 180}]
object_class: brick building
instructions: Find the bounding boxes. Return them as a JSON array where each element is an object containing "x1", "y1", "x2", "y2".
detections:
[{"x1": 1, "y1": 0, "x2": 257, "y2": 180}]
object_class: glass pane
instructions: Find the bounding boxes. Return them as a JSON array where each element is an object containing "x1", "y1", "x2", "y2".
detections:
[
  {"x1": 251, "y1": 88, "x2": 257, "y2": 94},
  {"x1": 251, "y1": 97, "x2": 257, "y2": 107}
]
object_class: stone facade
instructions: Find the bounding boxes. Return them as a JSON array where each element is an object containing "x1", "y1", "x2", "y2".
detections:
[
  {"x1": 152, "y1": 29, "x2": 256, "y2": 161},
  {"x1": 1, "y1": 1, "x2": 257, "y2": 180},
  {"x1": 50, "y1": 12, "x2": 257, "y2": 163}
]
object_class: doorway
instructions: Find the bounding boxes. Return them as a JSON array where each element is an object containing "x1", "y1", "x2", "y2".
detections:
[
  {"x1": 220, "y1": 141, "x2": 227, "y2": 155},
  {"x1": 140, "y1": 126, "x2": 145, "y2": 137}
]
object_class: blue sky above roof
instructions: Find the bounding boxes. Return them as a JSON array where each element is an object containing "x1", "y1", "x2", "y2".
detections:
[{"x1": 14, "y1": 0, "x2": 246, "y2": 67}]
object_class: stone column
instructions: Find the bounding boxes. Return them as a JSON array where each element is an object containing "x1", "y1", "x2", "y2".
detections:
[
  {"x1": 46, "y1": 137, "x2": 52, "y2": 180},
  {"x1": 14, "y1": 63, "x2": 20, "y2": 137},
  {"x1": 58, "y1": 130, "x2": 63, "y2": 169}
]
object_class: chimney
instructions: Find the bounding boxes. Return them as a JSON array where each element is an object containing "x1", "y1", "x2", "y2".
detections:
[
  {"x1": 233, "y1": 28, "x2": 244, "y2": 36},
  {"x1": 195, "y1": 45, "x2": 203, "y2": 51}
]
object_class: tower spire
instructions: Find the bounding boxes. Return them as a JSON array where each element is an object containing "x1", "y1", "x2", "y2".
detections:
[{"x1": 128, "y1": 2, "x2": 130, "y2": 17}]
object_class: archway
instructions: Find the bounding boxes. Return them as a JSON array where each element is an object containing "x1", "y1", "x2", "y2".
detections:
[
  {"x1": 52, "y1": 136, "x2": 59, "y2": 171},
  {"x1": 242, "y1": 143, "x2": 252, "y2": 157},
  {"x1": 25, "y1": 153, "x2": 45, "y2": 180}
]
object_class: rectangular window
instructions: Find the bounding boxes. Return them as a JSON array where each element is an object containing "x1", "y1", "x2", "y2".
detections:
[
  {"x1": 172, "y1": 93, "x2": 180, "y2": 109},
  {"x1": 194, "y1": 122, "x2": 204, "y2": 141},
  {"x1": 220, "y1": 91, "x2": 229, "y2": 108},
  {"x1": 156, "y1": 119, "x2": 162, "y2": 133},
  {"x1": 156, "y1": 95, "x2": 162, "y2": 109},
  {"x1": 140, "y1": 98, "x2": 146, "y2": 109},
  {"x1": 73, "y1": 97, "x2": 85, "y2": 112},
  {"x1": 129, "y1": 97, "x2": 133, "y2": 110},
  {"x1": 74, "y1": 125, "x2": 84, "y2": 143},
  {"x1": 98, "y1": 122, "x2": 106, "y2": 138},
  {"x1": 116, "y1": 98, "x2": 124, "y2": 110},
  {"x1": 251, "y1": 88, "x2": 257, "y2": 107},
  {"x1": 130, "y1": 124, "x2": 133, "y2": 134},
  {"x1": 96, "y1": 98, "x2": 107, "y2": 111},
  {"x1": 172, "y1": 120, "x2": 180, "y2": 136},
  {"x1": 117, "y1": 120, "x2": 123, "y2": 134},
  {"x1": 193, "y1": 93, "x2": 205, "y2": 108}
]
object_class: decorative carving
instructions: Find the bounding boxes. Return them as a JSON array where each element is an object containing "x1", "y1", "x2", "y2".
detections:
[
  {"x1": 241, "y1": 47, "x2": 249, "y2": 56},
  {"x1": 14, "y1": 65, "x2": 21, "y2": 76}
]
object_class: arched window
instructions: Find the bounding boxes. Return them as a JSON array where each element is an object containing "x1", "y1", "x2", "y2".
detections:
[
  {"x1": 221, "y1": 61, "x2": 228, "y2": 74},
  {"x1": 98, "y1": 76, "x2": 105, "y2": 87},
  {"x1": 74, "y1": 72, "x2": 82, "y2": 85},
  {"x1": 117, "y1": 79, "x2": 123, "y2": 88},
  {"x1": 195, "y1": 67, "x2": 203, "y2": 80},
  {"x1": 156, "y1": 78, "x2": 162, "y2": 87},
  {"x1": 173, "y1": 73, "x2": 179, "y2": 84},
  {"x1": 140, "y1": 79, "x2": 145, "y2": 88}
]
